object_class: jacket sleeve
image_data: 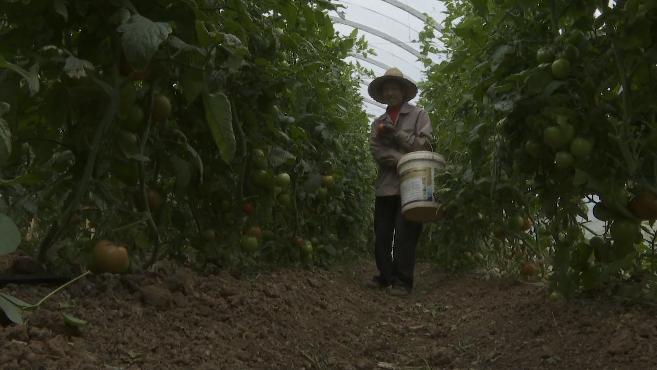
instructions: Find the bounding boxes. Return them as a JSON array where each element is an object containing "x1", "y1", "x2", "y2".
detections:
[
  {"x1": 370, "y1": 122, "x2": 404, "y2": 168},
  {"x1": 394, "y1": 109, "x2": 433, "y2": 152}
]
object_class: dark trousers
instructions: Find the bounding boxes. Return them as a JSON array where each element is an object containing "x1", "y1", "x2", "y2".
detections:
[{"x1": 374, "y1": 195, "x2": 423, "y2": 288}]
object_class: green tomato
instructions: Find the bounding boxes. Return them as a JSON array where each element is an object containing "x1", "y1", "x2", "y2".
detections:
[
  {"x1": 569, "y1": 137, "x2": 593, "y2": 160},
  {"x1": 544, "y1": 126, "x2": 565, "y2": 149},
  {"x1": 273, "y1": 173, "x2": 291, "y2": 187},
  {"x1": 610, "y1": 220, "x2": 641, "y2": 246},
  {"x1": 536, "y1": 47, "x2": 554, "y2": 64},
  {"x1": 251, "y1": 169, "x2": 273, "y2": 188},
  {"x1": 121, "y1": 105, "x2": 145, "y2": 131},
  {"x1": 253, "y1": 156, "x2": 268, "y2": 170},
  {"x1": 151, "y1": 95, "x2": 172, "y2": 122},
  {"x1": 252, "y1": 148, "x2": 266, "y2": 159},
  {"x1": 592, "y1": 203, "x2": 614, "y2": 221},
  {"x1": 301, "y1": 241, "x2": 313, "y2": 255},
  {"x1": 554, "y1": 151, "x2": 574, "y2": 170},
  {"x1": 252, "y1": 149, "x2": 268, "y2": 169},
  {"x1": 278, "y1": 193, "x2": 291, "y2": 206},
  {"x1": 551, "y1": 58, "x2": 571, "y2": 79},
  {"x1": 322, "y1": 175, "x2": 335, "y2": 187},
  {"x1": 241, "y1": 236, "x2": 259, "y2": 253},
  {"x1": 509, "y1": 215, "x2": 525, "y2": 231},
  {"x1": 548, "y1": 291, "x2": 564, "y2": 302}
]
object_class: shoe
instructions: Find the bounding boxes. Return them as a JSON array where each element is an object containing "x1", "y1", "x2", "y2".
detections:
[
  {"x1": 387, "y1": 284, "x2": 412, "y2": 297},
  {"x1": 365, "y1": 276, "x2": 391, "y2": 289}
]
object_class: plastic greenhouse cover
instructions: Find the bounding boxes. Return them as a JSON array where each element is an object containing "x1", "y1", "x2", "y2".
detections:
[{"x1": 329, "y1": 0, "x2": 447, "y2": 117}]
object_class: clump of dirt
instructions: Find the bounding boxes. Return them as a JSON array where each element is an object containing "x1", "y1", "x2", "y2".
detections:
[{"x1": 1, "y1": 255, "x2": 656, "y2": 369}]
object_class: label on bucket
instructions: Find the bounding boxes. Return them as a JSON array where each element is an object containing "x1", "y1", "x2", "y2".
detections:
[{"x1": 400, "y1": 168, "x2": 434, "y2": 206}]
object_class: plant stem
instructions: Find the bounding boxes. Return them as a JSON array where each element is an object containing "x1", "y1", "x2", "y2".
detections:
[
  {"x1": 111, "y1": 217, "x2": 150, "y2": 233},
  {"x1": 580, "y1": 222, "x2": 600, "y2": 237},
  {"x1": 611, "y1": 42, "x2": 631, "y2": 124},
  {"x1": 38, "y1": 77, "x2": 119, "y2": 261},
  {"x1": 188, "y1": 197, "x2": 202, "y2": 233},
  {"x1": 26, "y1": 271, "x2": 91, "y2": 310},
  {"x1": 231, "y1": 99, "x2": 247, "y2": 201},
  {"x1": 140, "y1": 89, "x2": 162, "y2": 269},
  {"x1": 18, "y1": 137, "x2": 74, "y2": 151},
  {"x1": 550, "y1": 0, "x2": 559, "y2": 33}
]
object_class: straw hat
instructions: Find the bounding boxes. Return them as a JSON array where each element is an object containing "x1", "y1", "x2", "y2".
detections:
[{"x1": 367, "y1": 67, "x2": 418, "y2": 104}]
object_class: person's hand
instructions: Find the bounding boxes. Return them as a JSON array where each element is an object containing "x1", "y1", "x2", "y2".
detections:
[{"x1": 375, "y1": 122, "x2": 395, "y2": 138}]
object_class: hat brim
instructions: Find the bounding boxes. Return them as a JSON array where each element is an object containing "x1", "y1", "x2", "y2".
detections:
[{"x1": 368, "y1": 75, "x2": 418, "y2": 104}]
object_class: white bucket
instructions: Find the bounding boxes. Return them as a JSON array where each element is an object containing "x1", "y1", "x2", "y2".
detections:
[{"x1": 397, "y1": 151, "x2": 446, "y2": 223}]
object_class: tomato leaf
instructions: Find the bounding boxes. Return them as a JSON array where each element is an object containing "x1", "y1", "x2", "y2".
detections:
[
  {"x1": 0, "y1": 213, "x2": 20, "y2": 256},
  {"x1": 0, "y1": 173, "x2": 46, "y2": 187},
  {"x1": 118, "y1": 14, "x2": 172, "y2": 70},
  {"x1": 53, "y1": 0, "x2": 68, "y2": 21},
  {"x1": 269, "y1": 146, "x2": 296, "y2": 168},
  {"x1": 202, "y1": 92, "x2": 235, "y2": 163},
  {"x1": 0, "y1": 57, "x2": 39, "y2": 95},
  {"x1": 63, "y1": 56, "x2": 95, "y2": 79},
  {"x1": 219, "y1": 33, "x2": 249, "y2": 72},
  {"x1": 493, "y1": 99, "x2": 514, "y2": 113},
  {"x1": 542, "y1": 81, "x2": 566, "y2": 97},
  {"x1": 0, "y1": 295, "x2": 23, "y2": 324},
  {"x1": 62, "y1": 313, "x2": 88, "y2": 327},
  {"x1": 194, "y1": 21, "x2": 212, "y2": 47},
  {"x1": 0, "y1": 293, "x2": 31, "y2": 308},
  {"x1": 490, "y1": 45, "x2": 513, "y2": 72},
  {"x1": 167, "y1": 36, "x2": 205, "y2": 55}
]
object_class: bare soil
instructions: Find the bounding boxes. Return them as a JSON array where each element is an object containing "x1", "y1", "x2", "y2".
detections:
[{"x1": 1, "y1": 254, "x2": 657, "y2": 369}]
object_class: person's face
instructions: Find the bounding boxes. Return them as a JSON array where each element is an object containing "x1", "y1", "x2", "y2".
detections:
[{"x1": 381, "y1": 81, "x2": 404, "y2": 106}]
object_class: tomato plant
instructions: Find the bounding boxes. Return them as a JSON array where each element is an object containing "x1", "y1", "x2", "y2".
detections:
[
  {"x1": 0, "y1": 0, "x2": 375, "y2": 272},
  {"x1": 419, "y1": 0, "x2": 657, "y2": 299}
]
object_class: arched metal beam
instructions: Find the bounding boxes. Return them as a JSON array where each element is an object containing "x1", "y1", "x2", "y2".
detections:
[
  {"x1": 365, "y1": 46, "x2": 422, "y2": 74},
  {"x1": 333, "y1": 1, "x2": 422, "y2": 34},
  {"x1": 363, "y1": 97, "x2": 386, "y2": 110},
  {"x1": 347, "y1": 52, "x2": 389, "y2": 71},
  {"x1": 378, "y1": 0, "x2": 443, "y2": 32},
  {"x1": 330, "y1": 16, "x2": 422, "y2": 59},
  {"x1": 348, "y1": 53, "x2": 417, "y2": 84}
]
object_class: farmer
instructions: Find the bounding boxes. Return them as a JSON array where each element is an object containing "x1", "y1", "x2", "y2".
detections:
[{"x1": 367, "y1": 67, "x2": 433, "y2": 296}]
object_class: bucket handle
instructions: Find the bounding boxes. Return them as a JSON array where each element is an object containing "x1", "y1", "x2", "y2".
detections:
[{"x1": 425, "y1": 135, "x2": 436, "y2": 153}]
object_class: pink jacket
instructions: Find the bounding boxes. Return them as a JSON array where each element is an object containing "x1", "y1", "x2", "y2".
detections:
[{"x1": 369, "y1": 103, "x2": 433, "y2": 197}]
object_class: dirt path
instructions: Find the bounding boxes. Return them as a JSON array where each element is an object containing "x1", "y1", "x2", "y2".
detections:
[{"x1": 1, "y1": 258, "x2": 657, "y2": 369}]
